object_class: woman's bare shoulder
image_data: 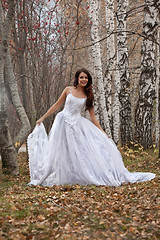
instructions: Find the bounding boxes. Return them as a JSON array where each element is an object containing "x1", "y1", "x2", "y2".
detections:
[
  {"x1": 65, "y1": 86, "x2": 72, "y2": 89},
  {"x1": 65, "y1": 86, "x2": 74, "y2": 94}
]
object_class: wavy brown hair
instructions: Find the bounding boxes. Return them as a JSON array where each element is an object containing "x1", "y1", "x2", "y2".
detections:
[{"x1": 73, "y1": 68, "x2": 94, "y2": 110}]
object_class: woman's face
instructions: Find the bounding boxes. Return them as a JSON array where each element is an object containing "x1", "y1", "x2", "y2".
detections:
[{"x1": 78, "y1": 72, "x2": 88, "y2": 87}]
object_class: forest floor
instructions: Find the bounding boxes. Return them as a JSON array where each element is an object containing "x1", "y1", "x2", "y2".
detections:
[{"x1": 0, "y1": 145, "x2": 159, "y2": 240}]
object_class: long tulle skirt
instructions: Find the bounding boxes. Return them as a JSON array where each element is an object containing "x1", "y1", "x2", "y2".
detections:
[{"x1": 27, "y1": 112, "x2": 155, "y2": 186}]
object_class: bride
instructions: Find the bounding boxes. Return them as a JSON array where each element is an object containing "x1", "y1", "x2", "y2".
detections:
[{"x1": 27, "y1": 68, "x2": 155, "y2": 186}]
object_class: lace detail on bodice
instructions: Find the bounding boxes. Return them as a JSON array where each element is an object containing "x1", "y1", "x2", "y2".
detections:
[{"x1": 62, "y1": 93, "x2": 86, "y2": 126}]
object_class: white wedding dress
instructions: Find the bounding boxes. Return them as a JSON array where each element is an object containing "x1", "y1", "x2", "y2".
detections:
[{"x1": 27, "y1": 90, "x2": 155, "y2": 186}]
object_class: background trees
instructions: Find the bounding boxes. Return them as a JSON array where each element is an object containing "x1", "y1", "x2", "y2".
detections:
[
  {"x1": 135, "y1": 0, "x2": 159, "y2": 148},
  {"x1": 116, "y1": 0, "x2": 132, "y2": 145},
  {"x1": 0, "y1": 0, "x2": 160, "y2": 174}
]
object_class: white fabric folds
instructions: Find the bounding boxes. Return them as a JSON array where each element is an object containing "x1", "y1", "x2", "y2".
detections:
[{"x1": 27, "y1": 93, "x2": 155, "y2": 186}]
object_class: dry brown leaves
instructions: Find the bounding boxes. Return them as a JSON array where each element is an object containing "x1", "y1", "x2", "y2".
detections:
[{"x1": 0, "y1": 149, "x2": 159, "y2": 240}]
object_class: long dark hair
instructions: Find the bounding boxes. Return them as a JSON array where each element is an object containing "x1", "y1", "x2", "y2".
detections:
[{"x1": 73, "y1": 68, "x2": 94, "y2": 110}]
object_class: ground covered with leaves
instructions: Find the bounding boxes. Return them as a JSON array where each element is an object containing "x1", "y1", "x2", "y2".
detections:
[{"x1": 0, "y1": 146, "x2": 159, "y2": 240}]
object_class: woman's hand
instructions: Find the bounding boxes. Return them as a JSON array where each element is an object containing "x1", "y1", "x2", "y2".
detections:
[{"x1": 36, "y1": 117, "x2": 44, "y2": 125}]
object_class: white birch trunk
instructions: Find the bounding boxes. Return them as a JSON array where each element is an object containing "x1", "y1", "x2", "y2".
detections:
[
  {"x1": 116, "y1": 0, "x2": 132, "y2": 145},
  {"x1": 87, "y1": 0, "x2": 111, "y2": 136},
  {"x1": 113, "y1": 62, "x2": 121, "y2": 144},
  {"x1": 0, "y1": 0, "x2": 19, "y2": 175},
  {"x1": 135, "y1": 0, "x2": 158, "y2": 148},
  {"x1": 105, "y1": 0, "x2": 120, "y2": 144},
  {"x1": 5, "y1": 50, "x2": 31, "y2": 146},
  {"x1": 155, "y1": 29, "x2": 160, "y2": 147},
  {"x1": 159, "y1": 57, "x2": 160, "y2": 158},
  {"x1": 104, "y1": 0, "x2": 112, "y2": 131},
  {"x1": 157, "y1": 5, "x2": 160, "y2": 157},
  {"x1": 159, "y1": 78, "x2": 160, "y2": 158}
]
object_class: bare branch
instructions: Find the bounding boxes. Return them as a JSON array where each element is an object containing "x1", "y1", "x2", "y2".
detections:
[{"x1": 66, "y1": 30, "x2": 160, "y2": 51}]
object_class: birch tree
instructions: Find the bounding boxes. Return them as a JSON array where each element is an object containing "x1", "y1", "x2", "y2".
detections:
[
  {"x1": 13, "y1": 0, "x2": 28, "y2": 114},
  {"x1": 87, "y1": 0, "x2": 111, "y2": 137},
  {"x1": 4, "y1": 50, "x2": 31, "y2": 146},
  {"x1": 157, "y1": 6, "x2": 160, "y2": 158},
  {"x1": 0, "y1": 0, "x2": 18, "y2": 174},
  {"x1": 0, "y1": 0, "x2": 31, "y2": 174},
  {"x1": 105, "y1": 0, "x2": 120, "y2": 144},
  {"x1": 159, "y1": 64, "x2": 160, "y2": 158},
  {"x1": 116, "y1": 0, "x2": 132, "y2": 145},
  {"x1": 155, "y1": 29, "x2": 160, "y2": 147},
  {"x1": 135, "y1": 0, "x2": 159, "y2": 148}
]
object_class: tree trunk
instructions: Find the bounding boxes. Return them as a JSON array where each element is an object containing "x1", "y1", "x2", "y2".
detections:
[
  {"x1": 0, "y1": 105, "x2": 18, "y2": 175},
  {"x1": 155, "y1": 29, "x2": 159, "y2": 147},
  {"x1": 156, "y1": 3, "x2": 160, "y2": 157},
  {"x1": 135, "y1": 0, "x2": 158, "y2": 148},
  {"x1": 0, "y1": 0, "x2": 18, "y2": 175},
  {"x1": 5, "y1": 50, "x2": 31, "y2": 147},
  {"x1": 116, "y1": 0, "x2": 132, "y2": 145},
  {"x1": 19, "y1": 53, "x2": 29, "y2": 114},
  {"x1": 159, "y1": 68, "x2": 160, "y2": 158},
  {"x1": 105, "y1": 0, "x2": 120, "y2": 144},
  {"x1": 159, "y1": 72, "x2": 160, "y2": 158},
  {"x1": 87, "y1": 0, "x2": 111, "y2": 136}
]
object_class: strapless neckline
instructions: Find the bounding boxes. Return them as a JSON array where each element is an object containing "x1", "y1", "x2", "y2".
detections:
[{"x1": 68, "y1": 92, "x2": 87, "y2": 100}]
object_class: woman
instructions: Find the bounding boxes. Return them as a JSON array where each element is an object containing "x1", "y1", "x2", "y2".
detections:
[{"x1": 27, "y1": 68, "x2": 155, "y2": 186}]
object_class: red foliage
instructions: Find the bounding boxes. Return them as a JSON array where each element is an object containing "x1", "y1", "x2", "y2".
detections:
[{"x1": 32, "y1": 37, "x2": 37, "y2": 41}]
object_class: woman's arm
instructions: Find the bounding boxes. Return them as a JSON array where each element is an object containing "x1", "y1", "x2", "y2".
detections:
[
  {"x1": 88, "y1": 107, "x2": 108, "y2": 137},
  {"x1": 36, "y1": 87, "x2": 68, "y2": 125}
]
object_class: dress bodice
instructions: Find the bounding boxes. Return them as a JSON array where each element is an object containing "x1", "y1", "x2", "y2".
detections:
[{"x1": 62, "y1": 93, "x2": 86, "y2": 126}]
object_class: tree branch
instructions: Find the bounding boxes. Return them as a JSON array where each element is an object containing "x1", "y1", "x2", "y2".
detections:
[{"x1": 66, "y1": 30, "x2": 160, "y2": 51}]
